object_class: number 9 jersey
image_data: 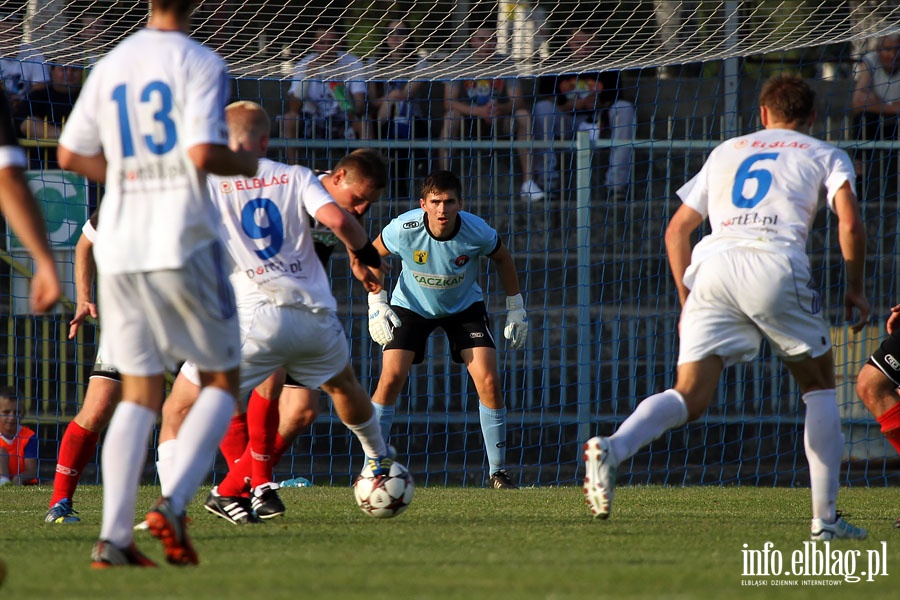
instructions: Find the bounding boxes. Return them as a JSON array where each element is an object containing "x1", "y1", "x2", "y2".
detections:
[
  {"x1": 676, "y1": 128, "x2": 855, "y2": 290},
  {"x1": 207, "y1": 158, "x2": 339, "y2": 312},
  {"x1": 59, "y1": 28, "x2": 231, "y2": 275}
]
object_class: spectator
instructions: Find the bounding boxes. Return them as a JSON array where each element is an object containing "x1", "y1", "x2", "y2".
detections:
[
  {"x1": 73, "y1": 15, "x2": 109, "y2": 69},
  {"x1": 532, "y1": 28, "x2": 636, "y2": 199},
  {"x1": 851, "y1": 33, "x2": 900, "y2": 199},
  {"x1": 0, "y1": 386, "x2": 38, "y2": 486},
  {"x1": 0, "y1": 13, "x2": 50, "y2": 111},
  {"x1": 852, "y1": 34, "x2": 900, "y2": 140},
  {"x1": 440, "y1": 27, "x2": 544, "y2": 202},
  {"x1": 368, "y1": 19, "x2": 431, "y2": 195},
  {"x1": 16, "y1": 63, "x2": 82, "y2": 168},
  {"x1": 280, "y1": 24, "x2": 368, "y2": 162}
]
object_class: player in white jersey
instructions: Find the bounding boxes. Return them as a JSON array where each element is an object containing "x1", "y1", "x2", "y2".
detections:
[
  {"x1": 155, "y1": 101, "x2": 397, "y2": 523},
  {"x1": 57, "y1": 0, "x2": 258, "y2": 568},
  {"x1": 366, "y1": 170, "x2": 529, "y2": 489},
  {"x1": 583, "y1": 75, "x2": 870, "y2": 541},
  {"x1": 152, "y1": 149, "x2": 390, "y2": 523}
]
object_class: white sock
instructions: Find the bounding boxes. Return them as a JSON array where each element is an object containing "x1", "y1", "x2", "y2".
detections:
[
  {"x1": 345, "y1": 413, "x2": 388, "y2": 459},
  {"x1": 166, "y1": 387, "x2": 235, "y2": 514},
  {"x1": 609, "y1": 389, "x2": 689, "y2": 462},
  {"x1": 803, "y1": 389, "x2": 841, "y2": 522},
  {"x1": 156, "y1": 439, "x2": 178, "y2": 497},
  {"x1": 100, "y1": 402, "x2": 156, "y2": 547}
]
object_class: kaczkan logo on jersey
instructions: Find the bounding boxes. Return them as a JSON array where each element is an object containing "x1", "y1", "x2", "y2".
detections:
[
  {"x1": 414, "y1": 250, "x2": 428, "y2": 264},
  {"x1": 411, "y1": 269, "x2": 465, "y2": 289}
]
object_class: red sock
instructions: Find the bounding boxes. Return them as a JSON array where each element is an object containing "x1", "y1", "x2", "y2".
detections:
[
  {"x1": 877, "y1": 402, "x2": 900, "y2": 455},
  {"x1": 219, "y1": 413, "x2": 248, "y2": 466},
  {"x1": 217, "y1": 390, "x2": 278, "y2": 495},
  {"x1": 50, "y1": 421, "x2": 99, "y2": 506},
  {"x1": 268, "y1": 432, "x2": 291, "y2": 470},
  {"x1": 217, "y1": 444, "x2": 253, "y2": 497},
  {"x1": 247, "y1": 389, "x2": 279, "y2": 488}
]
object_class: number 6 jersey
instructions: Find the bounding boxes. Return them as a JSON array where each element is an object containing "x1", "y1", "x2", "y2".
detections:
[
  {"x1": 676, "y1": 127, "x2": 856, "y2": 290},
  {"x1": 59, "y1": 28, "x2": 231, "y2": 275}
]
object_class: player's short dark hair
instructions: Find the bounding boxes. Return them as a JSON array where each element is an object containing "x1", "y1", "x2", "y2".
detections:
[
  {"x1": 153, "y1": 0, "x2": 196, "y2": 17},
  {"x1": 758, "y1": 74, "x2": 815, "y2": 124},
  {"x1": 0, "y1": 386, "x2": 16, "y2": 401},
  {"x1": 421, "y1": 170, "x2": 462, "y2": 200},
  {"x1": 334, "y1": 149, "x2": 389, "y2": 190}
]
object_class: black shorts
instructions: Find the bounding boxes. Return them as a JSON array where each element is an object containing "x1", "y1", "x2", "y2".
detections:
[
  {"x1": 385, "y1": 302, "x2": 495, "y2": 364},
  {"x1": 869, "y1": 328, "x2": 900, "y2": 387},
  {"x1": 90, "y1": 360, "x2": 121, "y2": 382}
]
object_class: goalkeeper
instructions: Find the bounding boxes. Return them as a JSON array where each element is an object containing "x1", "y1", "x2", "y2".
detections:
[{"x1": 367, "y1": 170, "x2": 528, "y2": 489}]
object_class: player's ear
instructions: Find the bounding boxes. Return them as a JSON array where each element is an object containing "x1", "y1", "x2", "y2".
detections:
[{"x1": 419, "y1": 196, "x2": 426, "y2": 209}]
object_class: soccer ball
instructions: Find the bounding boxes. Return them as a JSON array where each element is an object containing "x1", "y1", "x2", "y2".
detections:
[{"x1": 353, "y1": 460, "x2": 414, "y2": 518}]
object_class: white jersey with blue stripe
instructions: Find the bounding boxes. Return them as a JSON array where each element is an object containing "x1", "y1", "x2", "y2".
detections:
[{"x1": 381, "y1": 208, "x2": 500, "y2": 317}]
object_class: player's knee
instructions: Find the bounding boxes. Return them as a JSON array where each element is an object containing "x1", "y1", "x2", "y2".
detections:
[{"x1": 856, "y1": 365, "x2": 888, "y2": 406}]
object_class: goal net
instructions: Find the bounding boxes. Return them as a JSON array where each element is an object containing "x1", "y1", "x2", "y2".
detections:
[
  {"x1": 4, "y1": 1, "x2": 900, "y2": 490},
  {"x1": 1, "y1": 1, "x2": 897, "y2": 79}
]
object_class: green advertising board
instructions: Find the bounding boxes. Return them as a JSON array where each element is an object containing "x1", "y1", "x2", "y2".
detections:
[{"x1": 8, "y1": 170, "x2": 89, "y2": 249}]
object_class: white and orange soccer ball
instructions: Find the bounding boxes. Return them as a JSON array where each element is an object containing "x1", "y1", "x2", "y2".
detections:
[{"x1": 353, "y1": 461, "x2": 414, "y2": 518}]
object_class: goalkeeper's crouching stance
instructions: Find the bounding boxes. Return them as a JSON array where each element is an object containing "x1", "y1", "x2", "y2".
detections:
[{"x1": 366, "y1": 170, "x2": 528, "y2": 489}]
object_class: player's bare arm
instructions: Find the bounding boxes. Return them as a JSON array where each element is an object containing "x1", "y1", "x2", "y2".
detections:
[
  {"x1": 833, "y1": 182, "x2": 870, "y2": 332},
  {"x1": 187, "y1": 143, "x2": 257, "y2": 178},
  {"x1": 664, "y1": 203, "x2": 703, "y2": 308},
  {"x1": 56, "y1": 147, "x2": 107, "y2": 183},
  {"x1": 68, "y1": 232, "x2": 98, "y2": 339},
  {"x1": 488, "y1": 242, "x2": 522, "y2": 297},
  {"x1": 0, "y1": 165, "x2": 60, "y2": 313},
  {"x1": 314, "y1": 202, "x2": 382, "y2": 292},
  {"x1": 886, "y1": 304, "x2": 900, "y2": 335}
]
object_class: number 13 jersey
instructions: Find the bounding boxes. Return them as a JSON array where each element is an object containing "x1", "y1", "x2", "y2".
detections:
[{"x1": 59, "y1": 28, "x2": 231, "y2": 275}]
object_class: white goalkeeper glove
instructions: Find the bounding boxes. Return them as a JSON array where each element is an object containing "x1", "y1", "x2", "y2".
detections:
[
  {"x1": 503, "y1": 293, "x2": 528, "y2": 350},
  {"x1": 368, "y1": 291, "x2": 401, "y2": 346}
]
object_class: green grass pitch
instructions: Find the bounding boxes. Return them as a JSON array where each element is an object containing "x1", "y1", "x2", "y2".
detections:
[{"x1": 1, "y1": 484, "x2": 897, "y2": 598}]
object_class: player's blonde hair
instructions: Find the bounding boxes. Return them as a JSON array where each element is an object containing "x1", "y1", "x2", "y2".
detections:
[{"x1": 225, "y1": 101, "x2": 270, "y2": 144}]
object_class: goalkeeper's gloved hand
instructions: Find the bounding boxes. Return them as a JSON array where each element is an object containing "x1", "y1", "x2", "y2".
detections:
[
  {"x1": 503, "y1": 293, "x2": 528, "y2": 350},
  {"x1": 368, "y1": 291, "x2": 401, "y2": 346}
]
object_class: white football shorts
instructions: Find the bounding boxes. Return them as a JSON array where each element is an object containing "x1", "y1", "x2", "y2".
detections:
[
  {"x1": 98, "y1": 241, "x2": 240, "y2": 376},
  {"x1": 678, "y1": 247, "x2": 831, "y2": 368},
  {"x1": 181, "y1": 299, "x2": 349, "y2": 400}
]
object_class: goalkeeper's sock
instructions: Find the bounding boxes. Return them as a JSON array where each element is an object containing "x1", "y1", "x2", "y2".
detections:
[
  {"x1": 166, "y1": 387, "x2": 234, "y2": 515},
  {"x1": 479, "y1": 404, "x2": 507, "y2": 475},
  {"x1": 219, "y1": 412, "x2": 249, "y2": 465},
  {"x1": 50, "y1": 420, "x2": 98, "y2": 506},
  {"x1": 371, "y1": 402, "x2": 395, "y2": 443},
  {"x1": 877, "y1": 401, "x2": 900, "y2": 455},
  {"x1": 608, "y1": 389, "x2": 688, "y2": 462},
  {"x1": 99, "y1": 401, "x2": 156, "y2": 548},
  {"x1": 346, "y1": 413, "x2": 388, "y2": 459},
  {"x1": 803, "y1": 389, "x2": 841, "y2": 523}
]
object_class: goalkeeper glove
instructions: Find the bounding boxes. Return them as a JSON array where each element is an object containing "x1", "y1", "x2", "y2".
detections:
[
  {"x1": 368, "y1": 291, "x2": 401, "y2": 346},
  {"x1": 503, "y1": 293, "x2": 528, "y2": 350}
]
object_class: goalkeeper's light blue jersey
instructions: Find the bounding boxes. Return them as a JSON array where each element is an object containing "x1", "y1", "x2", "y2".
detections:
[{"x1": 380, "y1": 208, "x2": 501, "y2": 317}]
